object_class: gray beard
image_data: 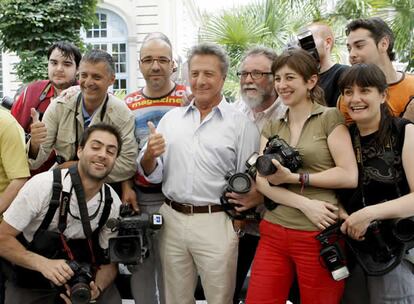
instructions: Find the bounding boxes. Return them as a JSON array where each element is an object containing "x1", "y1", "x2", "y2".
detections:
[{"x1": 241, "y1": 93, "x2": 265, "y2": 109}]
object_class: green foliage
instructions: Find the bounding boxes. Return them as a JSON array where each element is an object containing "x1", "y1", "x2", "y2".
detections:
[
  {"x1": 200, "y1": 0, "x2": 414, "y2": 98},
  {"x1": 0, "y1": 0, "x2": 98, "y2": 82},
  {"x1": 15, "y1": 51, "x2": 48, "y2": 83}
]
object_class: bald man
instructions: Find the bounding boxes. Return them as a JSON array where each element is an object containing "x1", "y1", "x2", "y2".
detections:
[{"x1": 307, "y1": 22, "x2": 349, "y2": 107}]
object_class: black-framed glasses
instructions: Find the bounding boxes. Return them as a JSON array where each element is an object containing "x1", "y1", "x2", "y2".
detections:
[
  {"x1": 237, "y1": 71, "x2": 273, "y2": 80},
  {"x1": 140, "y1": 57, "x2": 171, "y2": 66}
]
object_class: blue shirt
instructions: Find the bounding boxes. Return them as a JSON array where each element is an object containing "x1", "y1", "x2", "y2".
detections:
[{"x1": 137, "y1": 97, "x2": 260, "y2": 206}]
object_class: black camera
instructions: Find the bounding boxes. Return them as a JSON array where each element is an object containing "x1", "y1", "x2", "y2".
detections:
[
  {"x1": 107, "y1": 204, "x2": 163, "y2": 264},
  {"x1": 297, "y1": 30, "x2": 320, "y2": 70},
  {"x1": 345, "y1": 220, "x2": 407, "y2": 276},
  {"x1": 66, "y1": 260, "x2": 93, "y2": 304},
  {"x1": 1, "y1": 96, "x2": 14, "y2": 110},
  {"x1": 256, "y1": 135, "x2": 302, "y2": 176},
  {"x1": 392, "y1": 216, "x2": 414, "y2": 244},
  {"x1": 220, "y1": 153, "x2": 260, "y2": 221},
  {"x1": 365, "y1": 221, "x2": 395, "y2": 263},
  {"x1": 316, "y1": 223, "x2": 349, "y2": 281}
]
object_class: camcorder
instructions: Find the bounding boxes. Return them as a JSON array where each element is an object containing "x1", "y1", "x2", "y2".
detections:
[
  {"x1": 316, "y1": 223, "x2": 350, "y2": 281},
  {"x1": 66, "y1": 260, "x2": 94, "y2": 304},
  {"x1": 107, "y1": 204, "x2": 163, "y2": 265},
  {"x1": 220, "y1": 152, "x2": 260, "y2": 221}
]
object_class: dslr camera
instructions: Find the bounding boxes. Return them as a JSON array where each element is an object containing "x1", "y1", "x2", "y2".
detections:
[
  {"x1": 66, "y1": 260, "x2": 93, "y2": 304},
  {"x1": 297, "y1": 30, "x2": 320, "y2": 68},
  {"x1": 220, "y1": 152, "x2": 261, "y2": 220},
  {"x1": 256, "y1": 135, "x2": 302, "y2": 176},
  {"x1": 316, "y1": 223, "x2": 349, "y2": 281},
  {"x1": 107, "y1": 204, "x2": 163, "y2": 264}
]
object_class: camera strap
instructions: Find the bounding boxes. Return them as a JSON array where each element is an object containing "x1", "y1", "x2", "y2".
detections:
[
  {"x1": 352, "y1": 128, "x2": 402, "y2": 207},
  {"x1": 73, "y1": 93, "x2": 109, "y2": 160},
  {"x1": 32, "y1": 169, "x2": 62, "y2": 239}
]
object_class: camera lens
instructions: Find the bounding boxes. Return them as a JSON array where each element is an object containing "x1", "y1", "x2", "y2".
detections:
[
  {"x1": 393, "y1": 217, "x2": 414, "y2": 242},
  {"x1": 228, "y1": 173, "x2": 251, "y2": 193},
  {"x1": 114, "y1": 237, "x2": 140, "y2": 261},
  {"x1": 256, "y1": 155, "x2": 277, "y2": 176},
  {"x1": 71, "y1": 282, "x2": 91, "y2": 304}
]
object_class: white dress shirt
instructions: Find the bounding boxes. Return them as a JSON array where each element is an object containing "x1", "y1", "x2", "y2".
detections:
[{"x1": 137, "y1": 97, "x2": 260, "y2": 206}]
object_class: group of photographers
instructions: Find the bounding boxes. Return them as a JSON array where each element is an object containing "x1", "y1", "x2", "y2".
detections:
[{"x1": 0, "y1": 15, "x2": 414, "y2": 304}]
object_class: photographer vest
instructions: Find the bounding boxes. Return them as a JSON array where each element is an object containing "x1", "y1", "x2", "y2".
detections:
[{"x1": 6, "y1": 167, "x2": 113, "y2": 289}]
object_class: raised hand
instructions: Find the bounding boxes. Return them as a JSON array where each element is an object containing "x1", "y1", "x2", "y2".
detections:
[
  {"x1": 141, "y1": 121, "x2": 166, "y2": 175},
  {"x1": 29, "y1": 107, "x2": 47, "y2": 157},
  {"x1": 145, "y1": 121, "x2": 165, "y2": 159}
]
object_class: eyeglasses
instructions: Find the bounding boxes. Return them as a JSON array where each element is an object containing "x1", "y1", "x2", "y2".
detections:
[
  {"x1": 140, "y1": 57, "x2": 171, "y2": 66},
  {"x1": 237, "y1": 71, "x2": 273, "y2": 80}
]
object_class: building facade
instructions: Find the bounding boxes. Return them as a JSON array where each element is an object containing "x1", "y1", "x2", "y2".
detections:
[{"x1": 1, "y1": 0, "x2": 200, "y2": 98}]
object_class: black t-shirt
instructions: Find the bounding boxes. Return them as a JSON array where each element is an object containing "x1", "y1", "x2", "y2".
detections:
[
  {"x1": 342, "y1": 118, "x2": 412, "y2": 214},
  {"x1": 319, "y1": 63, "x2": 349, "y2": 107}
]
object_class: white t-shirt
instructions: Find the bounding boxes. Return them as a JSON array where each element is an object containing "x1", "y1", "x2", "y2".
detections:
[{"x1": 4, "y1": 169, "x2": 121, "y2": 249}]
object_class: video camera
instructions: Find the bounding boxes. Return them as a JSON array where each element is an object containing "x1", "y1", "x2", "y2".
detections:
[
  {"x1": 316, "y1": 223, "x2": 349, "y2": 281},
  {"x1": 107, "y1": 204, "x2": 163, "y2": 264},
  {"x1": 220, "y1": 152, "x2": 260, "y2": 221}
]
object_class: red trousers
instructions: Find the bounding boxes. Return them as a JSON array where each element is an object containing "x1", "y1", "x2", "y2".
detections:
[{"x1": 246, "y1": 220, "x2": 344, "y2": 304}]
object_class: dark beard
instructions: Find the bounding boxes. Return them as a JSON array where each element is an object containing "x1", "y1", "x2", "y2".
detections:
[{"x1": 52, "y1": 78, "x2": 77, "y2": 90}]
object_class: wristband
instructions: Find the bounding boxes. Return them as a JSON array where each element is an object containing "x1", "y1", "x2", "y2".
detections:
[{"x1": 299, "y1": 172, "x2": 310, "y2": 193}]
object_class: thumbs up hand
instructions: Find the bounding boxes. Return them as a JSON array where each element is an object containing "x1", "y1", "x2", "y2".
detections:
[
  {"x1": 145, "y1": 121, "x2": 165, "y2": 159},
  {"x1": 29, "y1": 108, "x2": 47, "y2": 157},
  {"x1": 31, "y1": 108, "x2": 40, "y2": 123}
]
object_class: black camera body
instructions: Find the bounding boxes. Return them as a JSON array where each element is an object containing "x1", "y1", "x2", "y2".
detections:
[
  {"x1": 256, "y1": 135, "x2": 302, "y2": 176},
  {"x1": 220, "y1": 153, "x2": 260, "y2": 221},
  {"x1": 297, "y1": 30, "x2": 320, "y2": 70},
  {"x1": 108, "y1": 204, "x2": 163, "y2": 264},
  {"x1": 316, "y1": 223, "x2": 349, "y2": 281},
  {"x1": 66, "y1": 260, "x2": 93, "y2": 304}
]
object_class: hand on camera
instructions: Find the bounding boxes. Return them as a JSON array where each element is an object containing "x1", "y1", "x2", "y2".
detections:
[
  {"x1": 261, "y1": 159, "x2": 293, "y2": 185},
  {"x1": 121, "y1": 179, "x2": 140, "y2": 212},
  {"x1": 60, "y1": 281, "x2": 101, "y2": 303},
  {"x1": 301, "y1": 199, "x2": 338, "y2": 230},
  {"x1": 39, "y1": 258, "x2": 74, "y2": 286},
  {"x1": 226, "y1": 182, "x2": 264, "y2": 212},
  {"x1": 340, "y1": 206, "x2": 375, "y2": 240}
]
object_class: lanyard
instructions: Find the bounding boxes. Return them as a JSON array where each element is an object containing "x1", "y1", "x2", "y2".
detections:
[{"x1": 73, "y1": 93, "x2": 109, "y2": 159}]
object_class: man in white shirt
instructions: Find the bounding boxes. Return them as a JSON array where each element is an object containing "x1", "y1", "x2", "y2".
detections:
[
  {"x1": 0, "y1": 124, "x2": 123, "y2": 304},
  {"x1": 138, "y1": 43, "x2": 260, "y2": 304}
]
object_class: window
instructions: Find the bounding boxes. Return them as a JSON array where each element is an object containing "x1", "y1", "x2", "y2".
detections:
[
  {"x1": 82, "y1": 9, "x2": 128, "y2": 94},
  {"x1": 86, "y1": 13, "x2": 107, "y2": 38}
]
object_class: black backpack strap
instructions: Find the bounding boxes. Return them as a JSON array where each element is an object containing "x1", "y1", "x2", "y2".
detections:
[
  {"x1": 97, "y1": 185, "x2": 113, "y2": 231},
  {"x1": 69, "y1": 165, "x2": 93, "y2": 238},
  {"x1": 33, "y1": 169, "x2": 62, "y2": 238}
]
